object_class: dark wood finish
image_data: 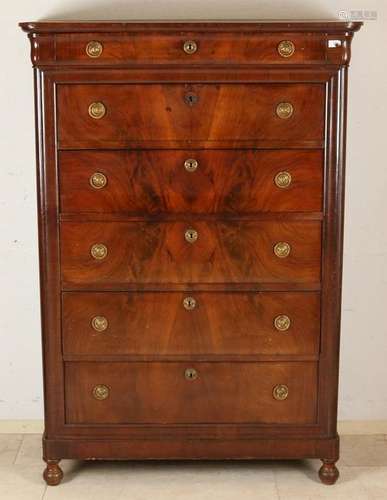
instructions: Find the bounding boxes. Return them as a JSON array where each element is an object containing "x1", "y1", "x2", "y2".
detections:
[
  {"x1": 65, "y1": 361, "x2": 317, "y2": 424},
  {"x1": 60, "y1": 150, "x2": 323, "y2": 214},
  {"x1": 60, "y1": 220, "x2": 321, "y2": 286},
  {"x1": 62, "y1": 291, "x2": 320, "y2": 356},
  {"x1": 20, "y1": 20, "x2": 361, "y2": 485},
  {"x1": 57, "y1": 83, "x2": 325, "y2": 149}
]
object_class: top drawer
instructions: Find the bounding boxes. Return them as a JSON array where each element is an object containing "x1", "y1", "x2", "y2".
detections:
[{"x1": 55, "y1": 33, "x2": 326, "y2": 65}]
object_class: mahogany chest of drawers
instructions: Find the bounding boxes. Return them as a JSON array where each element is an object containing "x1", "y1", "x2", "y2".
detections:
[{"x1": 20, "y1": 20, "x2": 361, "y2": 485}]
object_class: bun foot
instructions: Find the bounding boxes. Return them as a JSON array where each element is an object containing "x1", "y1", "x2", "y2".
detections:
[
  {"x1": 318, "y1": 459, "x2": 339, "y2": 485},
  {"x1": 43, "y1": 460, "x2": 63, "y2": 486}
]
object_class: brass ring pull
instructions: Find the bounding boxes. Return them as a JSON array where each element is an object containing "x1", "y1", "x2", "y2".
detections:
[
  {"x1": 273, "y1": 242, "x2": 291, "y2": 258},
  {"x1": 183, "y1": 297, "x2": 196, "y2": 310},
  {"x1": 185, "y1": 228, "x2": 198, "y2": 243},
  {"x1": 274, "y1": 171, "x2": 292, "y2": 189},
  {"x1": 273, "y1": 384, "x2": 289, "y2": 401},
  {"x1": 90, "y1": 243, "x2": 108, "y2": 260},
  {"x1": 86, "y1": 40, "x2": 103, "y2": 58},
  {"x1": 274, "y1": 314, "x2": 291, "y2": 332},
  {"x1": 183, "y1": 40, "x2": 198, "y2": 54},
  {"x1": 276, "y1": 102, "x2": 293, "y2": 119},
  {"x1": 88, "y1": 102, "x2": 106, "y2": 119},
  {"x1": 277, "y1": 40, "x2": 295, "y2": 58},
  {"x1": 92, "y1": 384, "x2": 109, "y2": 400},
  {"x1": 184, "y1": 159, "x2": 198, "y2": 172},
  {"x1": 89, "y1": 172, "x2": 107, "y2": 189},
  {"x1": 91, "y1": 316, "x2": 108, "y2": 332},
  {"x1": 185, "y1": 368, "x2": 198, "y2": 380}
]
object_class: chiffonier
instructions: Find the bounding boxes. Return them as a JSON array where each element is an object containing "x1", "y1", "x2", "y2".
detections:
[{"x1": 20, "y1": 20, "x2": 361, "y2": 485}]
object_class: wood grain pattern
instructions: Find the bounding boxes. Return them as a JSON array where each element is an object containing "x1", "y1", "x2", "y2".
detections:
[
  {"x1": 65, "y1": 361, "x2": 318, "y2": 424},
  {"x1": 60, "y1": 220, "x2": 321, "y2": 286},
  {"x1": 59, "y1": 150, "x2": 323, "y2": 214},
  {"x1": 57, "y1": 83, "x2": 325, "y2": 149},
  {"x1": 62, "y1": 291, "x2": 320, "y2": 356}
]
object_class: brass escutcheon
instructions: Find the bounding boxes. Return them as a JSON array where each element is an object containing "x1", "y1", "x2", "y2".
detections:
[
  {"x1": 274, "y1": 171, "x2": 292, "y2": 189},
  {"x1": 183, "y1": 40, "x2": 198, "y2": 54},
  {"x1": 92, "y1": 384, "x2": 109, "y2": 400},
  {"x1": 90, "y1": 243, "x2": 108, "y2": 260},
  {"x1": 184, "y1": 92, "x2": 199, "y2": 106},
  {"x1": 277, "y1": 40, "x2": 295, "y2": 58},
  {"x1": 89, "y1": 172, "x2": 107, "y2": 189},
  {"x1": 185, "y1": 368, "x2": 198, "y2": 380},
  {"x1": 184, "y1": 158, "x2": 198, "y2": 172},
  {"x1": 88, "y1": 102, "x2": 106, "y2": 119},
  {"x1": 183, "y1": 297, "x2": 197, "y2": 310},
  {"x1": 273, "y1": 241, "x2": 291, "y2": 258},
  {"x1": 86, "y1": 40, "x2": 103, "y2": 58},
  {"x1": 276, "y1": 102, "x2": 294, "y2": 119},
  {"x1": 273, "y1": 384, "x2": 289, "y2": 401},
  {"x1": 274, "y1": 314, "x2": 291, "y2": 332},
  {"x1": 91, "y1": 316, "x2": 108, "y2": 332},
  {"x1": 185, "y1": 228, "x2": 198, "y2": 243}
]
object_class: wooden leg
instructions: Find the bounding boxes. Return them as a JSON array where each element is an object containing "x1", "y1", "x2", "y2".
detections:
[
  {"x1": 318, "y1": 459, "x2": 339, "y2": 485},
  {"x1": 43, "y1": 459, "x2": 63, "y2": 486}
]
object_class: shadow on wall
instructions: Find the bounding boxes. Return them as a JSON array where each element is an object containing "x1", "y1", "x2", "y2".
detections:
[{"x1": 41, "y1": 0, "x2": 337, "y2": 22}]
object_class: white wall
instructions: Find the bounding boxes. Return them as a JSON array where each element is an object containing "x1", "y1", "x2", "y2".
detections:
[{"x1": 0, "y1": 0, "x2": 385, "y2": 421}]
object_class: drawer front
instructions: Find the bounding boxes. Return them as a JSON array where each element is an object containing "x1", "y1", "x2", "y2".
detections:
[
  {"x1": 60, "y1": 150, "x2": 323, "y2": 214},
  {"x1": 62, "y1": 291, "x2": 320, "y2": 356},
  {"x1": 57, "y1": 84, "x2": 325, "y2": 148},
  {"x1": 60, "y1": 221, "x2": 321, "y2": 286},
  {"x1": 65, "y1": 361, "x2": 318, "y2": 424},
  {"x1": 56, "y1": 33, "x2": 326, "y2": 65}
]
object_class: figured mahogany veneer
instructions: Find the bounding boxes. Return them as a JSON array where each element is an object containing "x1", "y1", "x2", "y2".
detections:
[
  {"x1": 20, "y1": 20, "x2": 361, "y2": 485},
  {"x1": 65, "y1": 361, "x2": 318, "y2": 424},
  {"x1": 60, "y1": 220, "x2": 321, "y2": 286},
  {"x1": 62, "y1": 291, "x2": 320, "y2": 356},
  {"x1": 60, "y1": 150, "x2": 323, "y2": 214},
  {"x1": 57, "y1": 83, "x2": 325, "y2": 149}
]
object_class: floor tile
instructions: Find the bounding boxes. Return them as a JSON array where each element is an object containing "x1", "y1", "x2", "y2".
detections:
[
  {"x1": 0, "y1": 434, "x2": 23, "y2": 465},
  {"x1": 355, "y1": 466, "x2": 387, "y2": 499},
  {"x1": 0, "y1": 464, "x2": 46, "y2": 500},
  {"x1": 14, "y1": 434, "x2": 42, "y2": 466},
  {"x1": 341, "y1": 435, "x2": 387, "y2": 466}
]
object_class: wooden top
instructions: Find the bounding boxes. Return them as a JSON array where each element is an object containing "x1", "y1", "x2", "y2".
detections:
[{"x1": 19, "y1": 20, "x2": 362, "y2": 34}]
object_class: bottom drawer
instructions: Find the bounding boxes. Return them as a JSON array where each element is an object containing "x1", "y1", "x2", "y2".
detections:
[{"x1": 65, "y1": 362, "x2": 318, "y2": 425}]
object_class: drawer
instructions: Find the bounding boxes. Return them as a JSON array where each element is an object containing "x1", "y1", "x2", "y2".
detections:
[
  {"x1": 62, "y1": 291, "x2": 320, "y2": 356},
  {"x1": 56, "y1": 33, "x2": 326, "y2": 65},
  {"x1": 60, "y1": 221, "x2": 321, "y2": 287},
  {"x1": 60, "y1": 150, "x2": 323, "y2": 214},
  {"x1": 57, "y1": 84, "x2": 325, "y2": 149},
  {"x1": 65, "y1": 361, "x2": 318, "y2": 424}
]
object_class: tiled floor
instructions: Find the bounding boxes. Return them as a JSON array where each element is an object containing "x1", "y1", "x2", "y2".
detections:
[{"x1": 0, "y1": 434, "x2": 386, "y2": 499}]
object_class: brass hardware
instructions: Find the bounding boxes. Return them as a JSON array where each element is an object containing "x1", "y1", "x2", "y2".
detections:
[
  {"x1": 277, "y1": 40, "x2": 295, "y2": 58},
  {"x1": 183, "y1": 297, "x2": 197, "y2": 310},
  {"x1": 185, "y1": 228, "x2": 198, "y2": 243},
  {"x1": 184, "y1": 92, "x2": 199, "y2": 106},
  {"x1": 273, "y1": 242, "x2": 291, "y2": 258},
  {"x1": 92, "y1": 384, "x2": 109, "y2": 400},
  {"x1": 91, "y1": 316, "x2": 108, "y2": 332},
  {"x1": 90, "y1": 243, "x2": 108, "y2": 260},
  {"x1": 183, "y1": 40, "x2": 198, "y2": 54},
  {"x1": 184, "y1": 158, "x2": 198, "y2": 172},
  {"x1": 185, "y1": 368, "x2": 198, "y2": 380},
  {"x1": 86, "y1": 40, "x2": 103, "y2": 58},
  {"x1": 276, "y1": 102, "x2": 294, "y2": 119},
  {"x1": 88, "y1": 102, "x2": 106, "y2": 119},
  {"x1": 274, "y1": 171, "x2": 292, "y2": 189},
  {"x1": 274, "y1": 314, "x2": 291, "y2": 332},
  {"x1": 273, "y1": 384, "x2": 289, "y2": 401},
  {"x1": 89, "y1": 172, "x2": 107, "y2": 189}
]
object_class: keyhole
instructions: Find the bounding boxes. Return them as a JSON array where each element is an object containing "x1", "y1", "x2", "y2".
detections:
[{"x1": 184, "y1": 92, "x2": 199, "y2": 106}]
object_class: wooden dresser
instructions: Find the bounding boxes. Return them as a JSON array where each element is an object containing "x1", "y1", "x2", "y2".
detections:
[{"x1": 20, "y1": 20, "x2": 361, "y2": 485}]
